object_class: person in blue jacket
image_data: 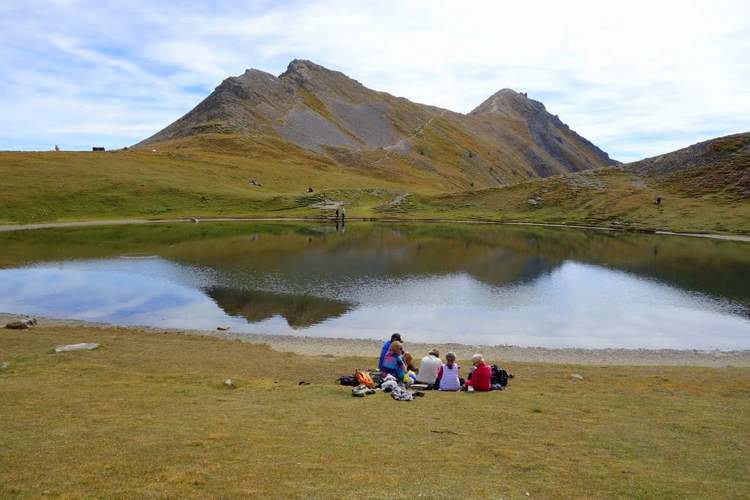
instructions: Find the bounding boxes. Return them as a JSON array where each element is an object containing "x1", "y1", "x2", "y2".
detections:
[
  {"x1": 378, "y1": 333, "x2": 402, "y2": 371},
  {"x1": 380, "y1": 341, "x2": 407, "y2": 382}
]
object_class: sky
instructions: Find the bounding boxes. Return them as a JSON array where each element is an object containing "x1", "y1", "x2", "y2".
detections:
[{"x1": 1, "y1": 0, "x2": 749, "y2": 161}]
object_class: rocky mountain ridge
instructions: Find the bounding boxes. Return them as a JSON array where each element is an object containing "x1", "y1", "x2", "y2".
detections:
[{"x1": 138, "y1": 59, "x2": 617, "y2": 189}]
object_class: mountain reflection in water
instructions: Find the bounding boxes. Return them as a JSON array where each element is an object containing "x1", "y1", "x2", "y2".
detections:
[
  {"x1": 0, "y1": 222, "x2": 748, "y2": 349},
  {"x1": 205, "y1": 287, "x2": 351, "y2": 329}
]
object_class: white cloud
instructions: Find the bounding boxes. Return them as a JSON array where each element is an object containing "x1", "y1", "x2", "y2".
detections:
[{"x1": 0, "y1": 0, "x2": 748, "y2": 160}]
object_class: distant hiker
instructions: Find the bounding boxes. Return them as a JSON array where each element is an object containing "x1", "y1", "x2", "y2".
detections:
[
  {"x1": 341, "y1": 207, "x2": 346, "y2": 221},
  {"x1": 464, "y1": 354, "x2": 492, "y2": 392},
  {"x1": 378, "y1": 333, "x2": 403, "y2": 371},
  {"x1": 381, "y1": 341, "x2": 407, "y2": 382},
  {"x1": 415, "y1": 348, "x2": 442, "y2": 386},
  {"x1": 335, "y1": 208, "x2": 340, "y2": 220},
  {"x1": 436, "y1": 352, "x2": 461, "y2": 391},
  {"x1": 655, "y1": 196, "x2": 662, "y2": 206}
]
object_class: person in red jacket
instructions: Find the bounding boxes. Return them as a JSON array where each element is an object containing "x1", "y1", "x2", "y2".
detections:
[{"x1": 464, "y1": 354, "x2": 492, "y2": 391}]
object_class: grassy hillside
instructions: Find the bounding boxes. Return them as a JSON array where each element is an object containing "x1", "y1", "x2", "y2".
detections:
[
  {"x1": 382, "y1": 132, "x2": 749, "y2": 234},
  {"x1": 1, "y1": 325, "x2": 748, "y2": 497},
  {"x1": 377, "y1": 167, "x2": 750, "y2": 234},
  {"x1": 1, "y1": 133, "x2": 747, "y2": 235},
  {"x1": 0, "y1": 135, "x2": 433, "y2": 224}
]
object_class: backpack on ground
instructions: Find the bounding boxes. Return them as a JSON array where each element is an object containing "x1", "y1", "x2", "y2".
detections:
[
  {"x1": 355, "y1": 369, "x2": 375, "y2": 388},
  {"x1": 338, "y1": 375, "x2": 358, "y2": 386},
  {"x1": 491, "y1": 364, "x2": 513, "y2": 387},
  {"x1": 369, "y1": 371, "x2": 383, "y2": 386}
]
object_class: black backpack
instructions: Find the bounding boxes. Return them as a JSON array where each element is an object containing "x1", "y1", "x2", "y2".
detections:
[
  {"x1": 338, "y1": 375, "x2": 358, "y2": 386},
  {"x1": 491, "y1": 364, "x2": 513, "y2": 387}
]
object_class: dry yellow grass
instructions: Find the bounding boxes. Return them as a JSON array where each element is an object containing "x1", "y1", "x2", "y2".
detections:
[
  {"x1": 1, "y1": 136, "x2": 748, "y2": 235},
  {"x1": 0, "y1": 135, "x2": 442, "y2": 224},
  {"x1": 1, "y1": 326, "x2": 749, "y2": 498},
  {"x1": 381, "y1": 168, "x2": 750, "y2": 235}
]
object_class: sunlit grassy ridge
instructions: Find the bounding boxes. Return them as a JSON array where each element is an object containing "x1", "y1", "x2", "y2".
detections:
[
  {"x1": 1, "y1": 325, "x2": 749, "y2": 498},
  {"x1": 0, "y1": 136, "x2": 415, "y2": 223},
  {"x1": 0, "y1": 131, "x2": 484, "y2": 224},
  {"x1": 378, "y1": 168, "x2": 750, "y2": 234},
  {"x1": 1, "y1": 132, "x2": 747, "y2": 234}
]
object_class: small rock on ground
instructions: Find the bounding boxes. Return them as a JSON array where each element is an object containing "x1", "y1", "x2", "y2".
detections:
[
  {"x1": 527, "y1": 198, "x2": 542, "y2": 207},
  {"x1": 0, "y1": 361, "x2": 9, "y2": 370},
  {"x1": 571, "y1": 373, "x2": 584, "y2": 380},
  {"x1": 224, "y1": 379, "x2": 236, "y2": 388},
  {"x1": 54, "y1": 343, "x2": 99, "y2": 353}
]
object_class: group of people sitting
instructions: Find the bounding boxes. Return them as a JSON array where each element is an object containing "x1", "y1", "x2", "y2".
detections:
[{"x1": 377, "y1": 333, "x2": 495, "y2": 391}]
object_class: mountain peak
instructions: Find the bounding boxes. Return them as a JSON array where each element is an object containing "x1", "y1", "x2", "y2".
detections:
[
  {"x1": 278, "y1": 58, "x2": 366, "y2": 97},
  {"x1": 280, "y1": 59, "x2": 335, "y2": 82},
  {"x1": 138, "y1": 61, "x2": 616, "y2": 177},
  {"x1": 285, "y1": 59, "x2": 325, "y2": 72},
  {"x1": 494, "y1": 88, "x2": 523, "y2": 97},
  {"x1": 470, "y1": 88, "x2": 544, "y2": 118},
  {"x1": 234, "y1": 68, "x2": 278, "y2": 84}
]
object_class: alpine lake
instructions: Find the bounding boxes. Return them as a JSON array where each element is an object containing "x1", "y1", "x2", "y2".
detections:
[{"x1": 1, "y1": 221, "x2": 749, "y2": 351}]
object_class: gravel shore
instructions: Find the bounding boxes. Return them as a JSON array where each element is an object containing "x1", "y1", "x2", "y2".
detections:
[{"x1": 3, "y1": 313, "x2": 748, "y2": 367}]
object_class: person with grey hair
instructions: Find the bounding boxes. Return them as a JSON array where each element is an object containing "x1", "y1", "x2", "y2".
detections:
[
  {"x1": 464, "y1": 353, "x2": 492, "y2": 391},
  {"x1": 436, "y1": 352, "x2": 462, "y2": 391}
]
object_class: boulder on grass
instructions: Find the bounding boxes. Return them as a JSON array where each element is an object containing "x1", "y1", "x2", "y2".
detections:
[
  {"x1": 527, "y1": 198, "x2": 542, "y2": 207},
  {"x1": 54, "y1": 343, "x2": 99, "y2": 353},
  {"x1": 5, "y1": 318, "x2": 37, "y2": 330}
]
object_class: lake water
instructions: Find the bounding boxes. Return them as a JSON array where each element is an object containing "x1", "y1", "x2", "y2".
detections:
[{"x1": 1, "y1": 222, "x2": 749, "y2": 350}]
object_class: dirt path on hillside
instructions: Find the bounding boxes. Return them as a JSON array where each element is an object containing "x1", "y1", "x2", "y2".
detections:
[{"x1": 372, "y1": 109, "x2": 448, "y2": 167}]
